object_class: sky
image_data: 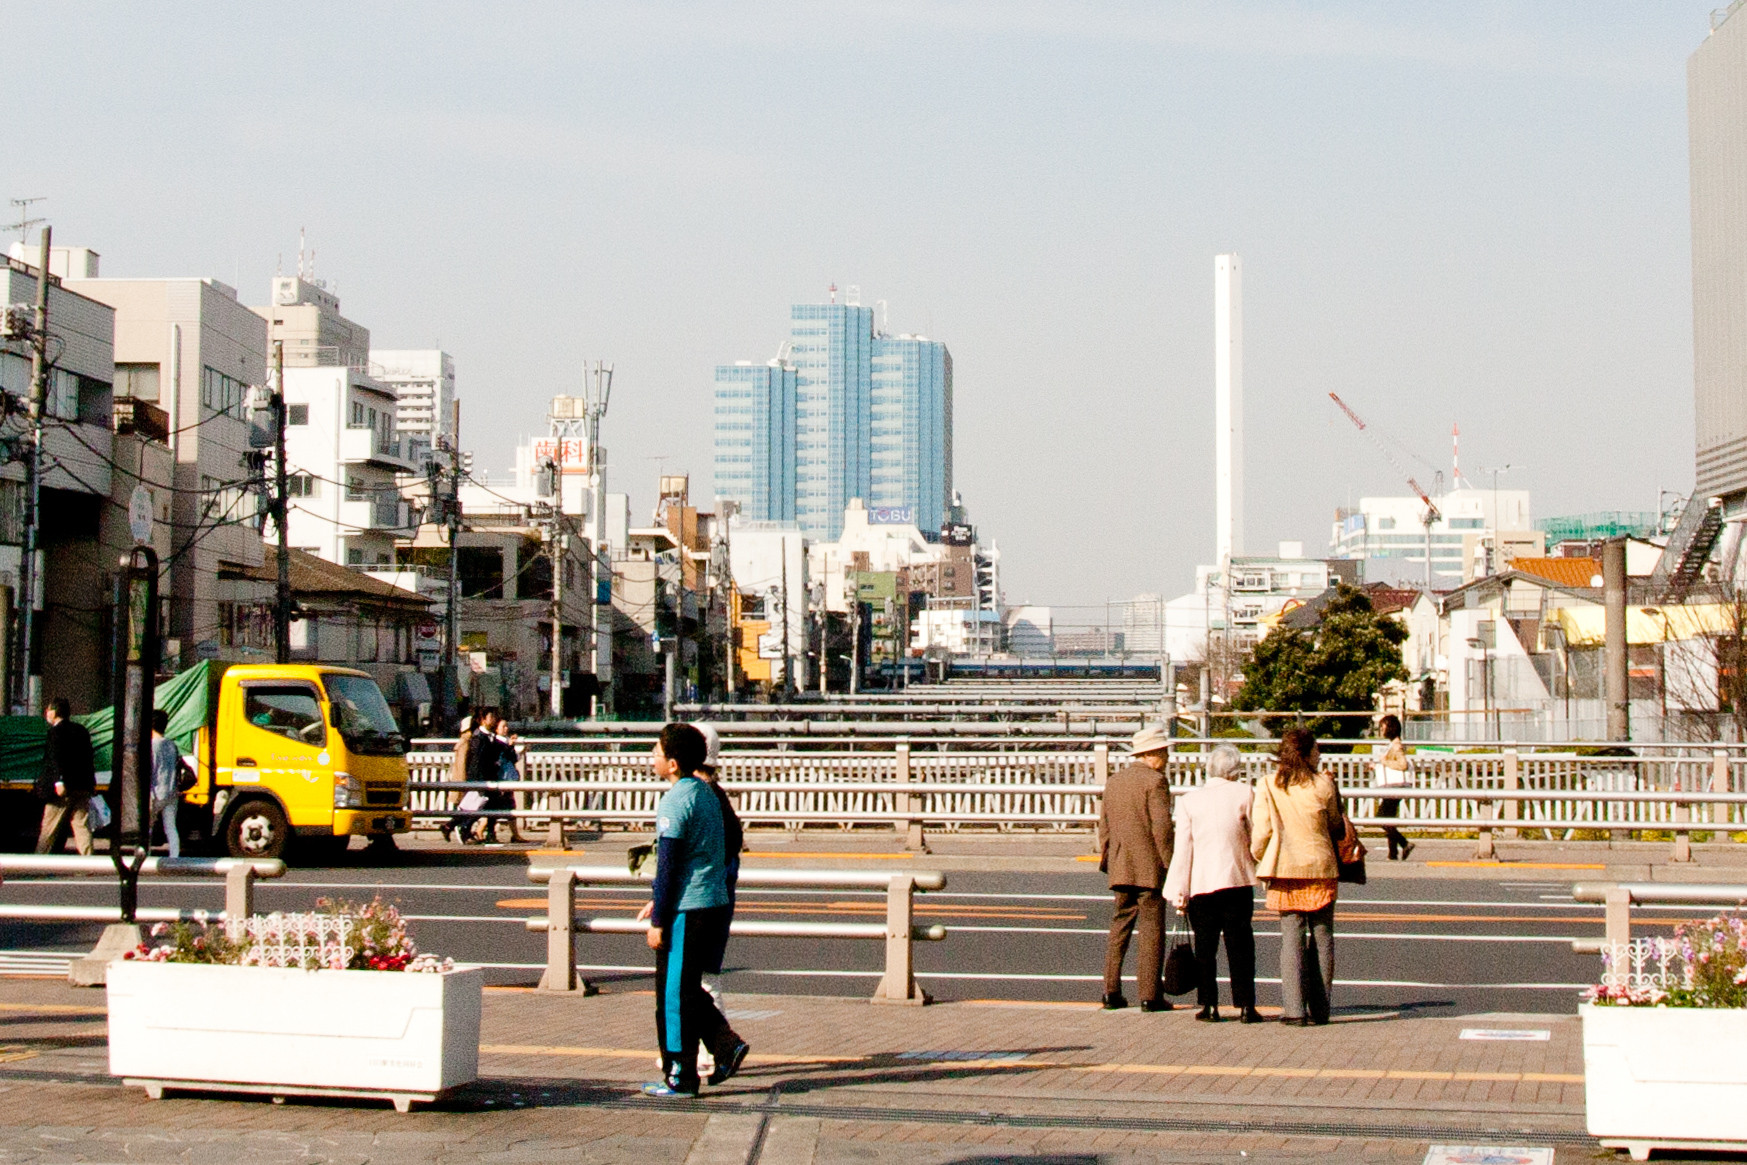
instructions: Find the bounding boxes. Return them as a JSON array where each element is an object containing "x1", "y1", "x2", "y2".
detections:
[{"x1": 1, "y1": 1, "x2": 1721, "y2": 607}]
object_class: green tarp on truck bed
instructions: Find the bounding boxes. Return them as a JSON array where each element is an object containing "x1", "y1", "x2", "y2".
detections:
[{"x1": 0, "y1": 661, "x2": 213, "y2": 786}]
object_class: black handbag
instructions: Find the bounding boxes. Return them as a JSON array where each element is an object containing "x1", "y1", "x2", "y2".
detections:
[{"x1": 1160, "y1": 910, "x2": 1198, "y2": 996}]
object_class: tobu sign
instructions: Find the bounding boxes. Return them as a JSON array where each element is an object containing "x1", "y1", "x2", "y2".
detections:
[
  {"x1": 868, "y1": 506, "x2": 913, "y2": 525},
  {"x1": 531, "y1": 437, "x2": 589, "y2": 470}
]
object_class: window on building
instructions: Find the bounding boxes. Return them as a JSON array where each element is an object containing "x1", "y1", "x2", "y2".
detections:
[
  {"x1": 347, "y1": 548, "x2": 364, "y2": 565},
  {"x1": 346, "y1": 476, "x2": 366, "y2": 500},
  {"x1": 287, "y1": 473, "x2": 318, "y2": 498},
  {"x1": 350, "y1": 401, "x2": 366, "y2": 426},
  {"x1": 287, "y1": 403, "x2": 309, "y2": 426},
  {"x1": 115, "y1": 363, "x2": 161, "y2": 401}
]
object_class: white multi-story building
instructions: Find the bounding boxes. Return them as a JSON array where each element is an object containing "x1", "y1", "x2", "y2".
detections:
[
  {"x1": 370, "y1": 349, "x2": 454, "y2": 471},
  {"x1": 1330, "y1": 488, "x2": 1533, "y2": 582},
  {"x1": 280, "y1": 366, "x2": 415, "y2": 566},
  {"x1": 65, "y1": 257, "x2": 272, "y2": 669},
  {"x1": 255, "y1": 277, "x2": 415, "y2": 567}
]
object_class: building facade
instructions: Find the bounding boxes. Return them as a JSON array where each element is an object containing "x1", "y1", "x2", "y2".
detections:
[
  {"x1": 1691, "y1": 4, "x2": 1747, "y2": 503},
  {"x1": 1330, "y1": 488, "x2": 1533, "y2": 582},
  {"x1": 370, "y1": 349, "x2": 454, "y2": 471},
  {"x1": 869, "y1": 334, "x2": 952, "y2": 534},
  {"x1": 713, "y1": 293, "x2": 953, "y2": 542},
  {"x1": 712, "y1": 360, "x2": 796, "y2": 522},
  {"x1": 280, "y1": 366, "x2": 415, "y2": 566},
  {"x1": 65, "y1": 264, "x2": 272, "y2": 673}
]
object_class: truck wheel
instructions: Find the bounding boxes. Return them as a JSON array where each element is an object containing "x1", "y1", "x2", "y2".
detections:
[{"x1": 225, "y1": 799, "x2": 289, "y2": 860}]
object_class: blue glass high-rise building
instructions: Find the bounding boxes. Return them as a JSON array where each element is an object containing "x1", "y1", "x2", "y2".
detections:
[
  {"x1": 712, "y1": 361, "x2": 798, "y2": 523},
  {"x1": 871, "y1": 334, "x2": 952, "y2": 535},
  {"x1": 788, "y1": 303, "x2": 873, "y2": 539},
  {"x1": 714, "y1": 294, "x2": 951, "y2": 541}
]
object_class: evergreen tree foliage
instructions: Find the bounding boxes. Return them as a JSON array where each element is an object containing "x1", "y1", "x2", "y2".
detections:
[{"x1": 1233, "y1": 582, "x2": 1408, "y2": 740}]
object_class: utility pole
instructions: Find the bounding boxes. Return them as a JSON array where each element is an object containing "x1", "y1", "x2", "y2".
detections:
[
  {"x1": 780, "y1": 547, "x2": 793, "y2": 697},
  {"x1": 16, "y1": 226, "x2": 51, "y2": 715},
  {"x1": 548, "y1": 470, "x2": 565, "y2": 720},
  {"x1": 582, "y1": 363, "x2": 614, "y2": 717},
  {"x1": 1604, "y1": 537, "x2": 1630, "y2": 741},
  {"x1": 441, "y1": 400, "x2": 463, "y2": 728},
  {"x1": 271, "y1": 341, "x2": 291, "y2": 663}
]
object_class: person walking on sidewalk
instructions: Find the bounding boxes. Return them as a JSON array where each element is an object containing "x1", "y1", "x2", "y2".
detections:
[
  {"x1": 1163, "y1": 743, "x2": 1260, "y2": 1023},
  {"x1": 642, "y1": 722, "x2": 734, "y2": 1098},
  {"x1": 680, "y1": 724, "x2": 750, "y2": 1085},
  {"x1": 1098, "y1": 725, "x2": 1175, "y2": 1011},
  {"x1": 150, "y1": 710, "x2": 184, "y2": 859},
  {"x1": 35, "y1": 698, "x2": 96, "y2": 855},
  {"x1": 1250, "y1": 727, "x2": 1341, "y2": 1026},
  {"x1": 1371, "y1": 714, "x2": 1415, "y2": 861}
]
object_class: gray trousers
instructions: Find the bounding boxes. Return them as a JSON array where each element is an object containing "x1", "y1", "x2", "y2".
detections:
[{"x1": 1278, "y1": 904, "x2": 1334, "y2": 1021}]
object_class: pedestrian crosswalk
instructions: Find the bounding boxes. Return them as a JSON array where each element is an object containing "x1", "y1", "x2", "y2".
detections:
[{"x1": 0, "y1": 951, "x2": 74, "y2": 977}]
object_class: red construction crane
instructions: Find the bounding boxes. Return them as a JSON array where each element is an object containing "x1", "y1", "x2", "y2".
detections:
[{"x1": 1329, "y1": 393, "x2": 1441, "y2": 590}]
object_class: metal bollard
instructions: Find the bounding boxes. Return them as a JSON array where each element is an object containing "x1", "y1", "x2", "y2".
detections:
[
  {"x1": 1501, "y1": 750, "x2": 1519, "y2": 841},
  {"x1": 1091, "y1": 743, "x2": 1110, "y2": 857},
  {"x1": 1473, "y1": 796, "x2": 1496, "y2": 861},
  {"x1": 224, "y1": 865, "x2": 255, "y2": 921},
  {"x1": 896, "y1": 745, "x2": 928, "y2": 853},
  {"x1": 1605, "y1": 886, "x2": 1632, "y2": 946},
  {"x1": 873, "y1": 873, "x2": 929, "y2": 1005},
  {"x1": 537, "y1": 868, "x2": 591, "y2": 993}
]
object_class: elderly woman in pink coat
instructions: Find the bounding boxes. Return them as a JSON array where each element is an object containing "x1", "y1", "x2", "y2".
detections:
[{"x1": 1163, "y1": 744, "x2": 1260, "y2": 1023}]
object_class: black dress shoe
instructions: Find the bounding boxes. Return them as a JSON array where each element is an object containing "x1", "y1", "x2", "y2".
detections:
[
  {"x1": 1194, "y1": 1006, "x2": 1221, "y2": 1022},
  {"x1": 1281, "y1": 1015, "x2": 1311, "y2": 1027},
  {"x1": 1139, "y1": 999, "x2": 1173, "y2": 1012},
  {"x1": 1238, "y1": 1007, "x2": 1263, "y2": 1024},
  {"x1": 1399, "y1": 840, "x2": 1416, "y2": 861},
  {"x1": 1102, "y1": 992, "x2": 1128, "y2": 1010}
]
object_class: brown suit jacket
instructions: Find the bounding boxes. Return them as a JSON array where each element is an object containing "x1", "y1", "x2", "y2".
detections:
[{"x1": 1099, "y1": 761, "x2": 1174, "y2": 890}]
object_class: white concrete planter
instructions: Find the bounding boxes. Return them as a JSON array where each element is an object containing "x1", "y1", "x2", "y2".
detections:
[
  {"x1": 1581, "y1": 1003, "x2": 1747, "y2": 1160},
  {"x1": 107, "y1": 961, "x2": 482, "y2": 1111}
]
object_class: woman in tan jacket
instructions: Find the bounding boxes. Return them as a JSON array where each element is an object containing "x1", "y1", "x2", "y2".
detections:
[{"x1": 1250, "y1": 727, "x2": 1341, "y2": 1026}]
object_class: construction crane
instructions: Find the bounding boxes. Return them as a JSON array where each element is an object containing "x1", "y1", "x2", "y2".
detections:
[{"x1": 1329, "y1": 393, "x2": 1441, "y2": 592}]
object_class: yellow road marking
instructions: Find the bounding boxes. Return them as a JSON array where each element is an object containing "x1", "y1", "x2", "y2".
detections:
[
  {"x1": 476, "y1": 1044, "x2": 1582, "y2": 1084},
  {"x1": 743, "y1": 852, "x2": 914, "y2": 860},
  {"x1": 1427, "y1": 861, "x2": 1605, "y2": 870}
]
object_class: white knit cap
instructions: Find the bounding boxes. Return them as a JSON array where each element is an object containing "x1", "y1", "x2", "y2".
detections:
[{"x1": 695, "y1": 723, "x2": 721, "y2": 767}]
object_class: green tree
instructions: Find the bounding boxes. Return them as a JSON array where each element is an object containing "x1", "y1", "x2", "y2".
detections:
[{"x1": 1234, "y1": 583, "x2": 1408, "y2": 740}]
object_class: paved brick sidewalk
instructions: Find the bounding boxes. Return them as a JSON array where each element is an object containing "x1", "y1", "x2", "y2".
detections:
[{"x1": 0, "y1": 975, "x2": 1631, "y2": 1164}]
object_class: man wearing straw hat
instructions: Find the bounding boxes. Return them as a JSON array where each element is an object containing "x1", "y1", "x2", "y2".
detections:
[{"x1": 1098, "y1": 724, "x2": 1176, "y2": 1010}]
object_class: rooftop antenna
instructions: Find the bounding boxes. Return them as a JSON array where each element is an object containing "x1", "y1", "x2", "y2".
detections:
[
  {"x1": 7, "y1": 198, "x2": 46, "y2": 245},
  {"x1": 828, "y1": 282, "x2": 837, "y2": 304},
  {"x1": 296, "y1": 228, "x2": 306, "y2": 279},
  {"x1": 845, "y1": 284, "x2": 861, "y2": 306}
]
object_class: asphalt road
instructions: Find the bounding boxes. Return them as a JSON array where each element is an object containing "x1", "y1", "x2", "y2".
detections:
[{"x1": 0, "y1": 846, "x2": 1682, "y2": 1016}]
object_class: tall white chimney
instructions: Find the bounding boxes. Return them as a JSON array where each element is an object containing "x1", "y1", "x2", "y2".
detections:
[{"x1": 1214, "y1": 253, "x2": 1243, "y2": 565}]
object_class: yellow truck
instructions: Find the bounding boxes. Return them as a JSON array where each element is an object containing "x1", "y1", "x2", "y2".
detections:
[
  {"x1": 2, "y1": 661, "x2": 413, "y2": 860},
  {"x1": 192, "y1": 663, "x2": 412, "y2": 859}
]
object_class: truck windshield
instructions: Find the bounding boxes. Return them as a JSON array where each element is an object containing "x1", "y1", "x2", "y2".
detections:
[{"x1": 322, "y1": 674, "x2": 405, "y2": 756}]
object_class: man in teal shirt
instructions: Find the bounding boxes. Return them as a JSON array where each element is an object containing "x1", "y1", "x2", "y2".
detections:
[{"x1": 643, "y1": 722, "x2": 733, "y2": 1098}]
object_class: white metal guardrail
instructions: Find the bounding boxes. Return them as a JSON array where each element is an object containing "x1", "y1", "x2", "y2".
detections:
[
  {"x1": 1569, "y1": 882, "x2": 1747, "y2": 951},
  {"x1": 0, "y1": 856, "x2": 287, "y2": 922},
  {"x1": 524, "y1": 864, "x2": 947, "y2": 1004},
  {"x1": 404, "y1": 743, "x2": 1747, "y2": 858}
]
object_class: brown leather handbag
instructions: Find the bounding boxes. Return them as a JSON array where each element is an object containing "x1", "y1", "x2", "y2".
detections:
[{"x1": 1332, "y1": 791, "x2": 1368, "y2": 885}]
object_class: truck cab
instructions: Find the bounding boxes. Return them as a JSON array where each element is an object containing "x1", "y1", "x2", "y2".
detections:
[{"x1": 193, "y1": 665, "x2": 411, "y2": 859}]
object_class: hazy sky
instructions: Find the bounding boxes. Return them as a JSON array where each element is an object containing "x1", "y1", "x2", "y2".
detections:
[{"x1": 3, "y1": 2, "x2": 1718, "y2": 607}]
